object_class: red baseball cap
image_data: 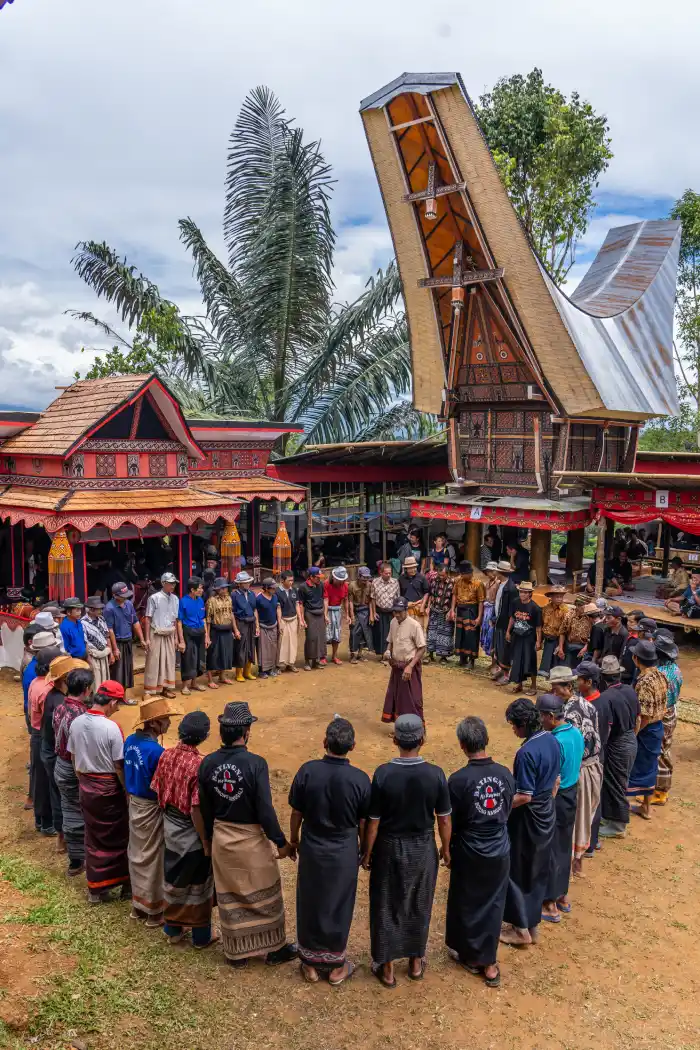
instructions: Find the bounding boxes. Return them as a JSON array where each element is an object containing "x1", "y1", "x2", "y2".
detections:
[{"x1": 97, "y1": 679, "x2": 125, "y2": 700}]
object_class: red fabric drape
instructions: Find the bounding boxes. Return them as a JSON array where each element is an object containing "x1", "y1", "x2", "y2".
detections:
[{"x1": 597, "y1": 507, "x2": 700, "y2": 538}]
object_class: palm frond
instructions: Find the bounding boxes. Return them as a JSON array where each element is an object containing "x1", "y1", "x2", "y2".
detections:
[
  {"x1": 178, "y1": 219, "x2": 245, "y2": 349},
  {"x1": 63, "y1": 310, "x2": 133, "y2": 348},
  {"x1": 351, "y1": 402, "x2": 440, "y2": 442},
  {"x1": 71, "y1": 241, "x2": 172, "y2": 328}
]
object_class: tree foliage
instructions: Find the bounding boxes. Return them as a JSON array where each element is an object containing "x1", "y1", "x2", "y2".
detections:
[
  {"x1": 477, "y1": 69, "x2": 613, "y2": 284},
  {"x1": 73, "y1": 87, "x2": 420, "y2": 445}
]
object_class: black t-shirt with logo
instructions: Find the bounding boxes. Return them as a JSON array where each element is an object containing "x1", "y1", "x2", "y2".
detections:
[
  {"x1": 448, "y1": 757, "x2": 515, "y2": 857},
  {"x1": 369, "y1": 758, "x2": 451, "y2": 836},
  {"x1": 198, "y1": 745, "x2": 286, "y2": 846},
  {"x1": 510, "y1": 599, "x2": 542, "y2": 637}
]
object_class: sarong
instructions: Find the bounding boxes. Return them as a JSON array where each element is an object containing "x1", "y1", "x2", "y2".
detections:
[
  {"x1": 446, "y1": 843, "x2": 509, "y2": 967},
  {"x1": 455, "y1": 602, "x2": 480, "y2": 657},
  {"x1": 258, "y1": 622, "x2": 279, "y2": 672},
  {"x1": 163, "y1": 804, "x2": 214, "y2": 928},
  {"x1": 573, "y1": 757, "x2": 602, "y2": 860},
  {"x1": 297, "y1": 825, "x2": 360, "y2": 969},
  {"x1": 509, "y1": 632, "x2": 537, "y2": 683},
  {"x1": 31, "y1": 729, "x2": 53, "y2": 831},
  {"x1": 206, "y1": 624, "x2": 234, "y2": 673},
  {"x1": 370, "y1": 831, "x2": 437, "y2": 965},
  {"x1": 565, "y1": 641, "x2": 587, "y2": 669},
  {"x1": 235, "y1": 619, "x2": 256, "y2": 668},
  {"x1": 181, "y1": 627, "x2": 205, "y2": 680},
  {"x1": 128, "y1": 795, "x2": 165, "y2": 917},
  {"x1": 656, "y1": 705, "x2": 677, "y2": 795},
  {"x1": 79, "y1": 772, "x2": 129, "y2": 892},
  {"x1": 304, "y1": 610, "x2": 326, "y2": 662},
  {"x1": 144, "y1": 631, "x2": 176, "y2": 693},
  {"x1": 539, "y1": 636, "x2": 563, "y2": 676},
  {"x1": 382, "y1": 661, "x2": 423, "y2": 724},
  {"x1": 426, "y1": 608, "x2": 454, "y2": 657},
  {"x1": 112, "y1": 638, "x2": 134, "y2": 689},
  {"x1": 54, "y1": 756, "x2": 84, "y2": 863},
  {"x1": 213, "y1": 820, "x2": 286, "y2": 960},
  {"x1": 480, "y1": 602, "x2": 494, "y2": 656},
  {"x1": 601, "y1": 730, "x2": 637, "y2": 824},
  {"x1": 278, "y1": 616, "x2": 299, "y2": 666},
  {"x1": 374, "y1": 609, "x2": 393, "y2": 655},
  {"x1": 40, "y1": 743, "x2": 62, "y2": 834},
  {"x1": 407, "y1": 601, "x2": 427, "y2": 631},
  {"x1": 626, "y1": 720, "x2": 664, "y2": 797},
  {"x1": 494, "y1": 626, "x2": 512, "y2": 670},
  {"x1": 546, "y1": 783, "x2": 578, "y2": 901},
  {"x1": 326, "y1": 605, "x2": 342, "y2": 644},
  {"x1": 350, "y1": 606, "x2": 374, "y2": 654},
  {"x1": 504, "y1": 792, "x2": 555, "y2": 930},
  {"x1": 87, "y1": 647, "x2": 111, "y2": 691}
]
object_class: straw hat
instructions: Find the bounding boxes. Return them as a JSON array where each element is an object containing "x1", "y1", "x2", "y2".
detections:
[
  {"x1": 48, "y1": 655, "x2": 89, "y2": 681},
  {"x1": 517, "y1": 581, "x2": 534, "y2": 591},
  {"x1": 496, "y1": 560, "x2": 513, "y2": 573},
  {"x1": 402, "y1": 556, "x2": 418, "y2": 570},
  {"x1": 133, "y1": 695, "x2": 184, "y2": 730},
  {"x1": 545, "y1": 586, "x2": 566, "y2": 598},
  {"x1": 485, "y1": 561, "x2": 500, "y2": 572}
]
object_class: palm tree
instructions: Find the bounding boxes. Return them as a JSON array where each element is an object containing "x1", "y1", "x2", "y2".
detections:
[{"x1": 71, "y1": 86, "x2": 436, "y2": 446}]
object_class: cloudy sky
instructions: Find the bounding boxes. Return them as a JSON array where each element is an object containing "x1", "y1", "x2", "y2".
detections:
[{"x1": 0, "y1": 0, "x2": 696, "y2": 409}]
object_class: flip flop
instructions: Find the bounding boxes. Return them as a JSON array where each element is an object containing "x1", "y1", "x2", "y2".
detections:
[
  {"x1": 408, "y1": 958, "x2": 427, "y2": 981},
  {"x1": 329, "y1": 960, "x2": 357, "y2": 987},
  {"x1": 556, "y1": 901, "x2": 572, "y2": 913},
  {"x1": 540, "y1": 912, "x2": 561, "y2": 923},
  {"x1": 460, "y1": 962, "x2": 482, "y2": 975},
  {"x1": 300, "y1": 963, "x2": 320, "y2": 984},
  {"x1": 631, "y1": 806, "x2": 652, "y2": 821},
  {"x1": 485, "y1": 966, "x2": 501, "y2": 988},
  {"x1": 371, "y1": 962, "x2": 397, "y2": 988}
]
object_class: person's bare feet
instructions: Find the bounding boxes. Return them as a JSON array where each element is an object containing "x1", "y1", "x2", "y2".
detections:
[
  {"x1": 220, "y1": 677, "x2": 234, "y2": 685},
  {"x1": 572, "y1": 857, "x2": 583, "y2": 877},
  {"x1": 300, "y1": 962, "x2": 319, "y2": 983},
  {"x1": 484, "y1": 963, "x2": 499, "y2": 982}
]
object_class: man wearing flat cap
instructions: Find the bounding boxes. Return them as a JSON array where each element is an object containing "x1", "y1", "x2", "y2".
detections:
[
  {"x1": 382, "y1": 598, "x2": 426, "y2": 726},
  {"x1": 198, "y1": 702, "x2": 298, "y2": 967}
]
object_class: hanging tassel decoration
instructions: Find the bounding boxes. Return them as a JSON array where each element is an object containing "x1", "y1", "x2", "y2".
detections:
[
  {"x1": 220, "y1": 521, "x2": 241, "y2": 580},
  {"x1": 48, "y1": 529, "x2": 75, "y2": 602},
  {"x1": 273, "y1": 520, "x2": 292, "y2": 575}
]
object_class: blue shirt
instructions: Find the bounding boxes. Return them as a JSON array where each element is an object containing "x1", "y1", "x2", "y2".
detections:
[
  {"x1": 256, "y1": 592, "x2": 279, "y2": 627},
  {"x1": 552, "y1": 721, "x2": 585, "y2": 790},
  {"x1": 60, "y1": 617, "x2": 87, "y2": 659},
  {"x1": 513, "y1": 730, "x2": 560, "y2": 797},
  {"x1": 123, "y1": 732, "x2": 164, "y2": 800},
  {"x1": 232, "y1": 589, "x2": 257, "y2": 623},
  {"x1": 104, "y1": 598, "x2": 139, "y2": 641},
  {"x1": 179, "y1": 595, "x2": 205, "y2": 631},
  {"x1": 22, "y1": 657, "x2": 37, "y2": 717}
]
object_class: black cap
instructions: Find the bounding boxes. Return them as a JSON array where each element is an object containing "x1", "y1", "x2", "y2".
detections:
[
  {"x1": 180, "y1": 711, "x2": 211, "y2": 736},
  {"x1": 606, "y1": 605, "x2": 624, "y2": 618},
  {"x1": 573, "y1": 660, "x2": 601, "y2": 682},
  {"x1": 633, "y1": 639, "x2": 658, "y2": 665},
  {"x1": 392, "y1": 598, "x2": 408, "y2": 612},
  {"x1": 459, "y1": 561, "x2": 473, "y2": 573},
  {"x1": 219, "y1": 701, "x2": 258, "y2": 727},
  {"x1": 536, "y1": 693, "x2": 565, "y2": 714}
]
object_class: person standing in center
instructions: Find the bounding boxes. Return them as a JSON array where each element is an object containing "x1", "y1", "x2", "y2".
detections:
[
  {"x1": 104, "y1": 581, "x2": 147, "y2": 692},
  {"x1": 206, "y1": 577, "x2": 235, "y2": 687},
  {"x1": 398, "y1": 556, "x2": 429, "y2": 632},
  {"x1": 289, "y1": 717, "x2": 371, "y2": 985},
  {"x1": 539, "y1": 587, "x2": 568, "y2": 678},
  {"x1": 450, "y1": 561, "x2": 484, "y2": 669},
  {"x1": 178, "y1": 577, "x2": 208, "y2": 695},
  {"x1": 232, "y1": 570, "x2": 259, "y2": 682},
  {"x1": 256, "y1": 577, "x2": 282, "y2": 679},
  {"x1": 506, "y1": 581, "x2": 542, "y2": 695},
  {"x1": 492, "y1": 561, "x2": 518, "y2": 685},
  {"x1": 298, "y1": 567, "x2": 326, "y2": 671},
  {"x1": 363, "y1": 713, "x2": 451, "y2": 987},
  {"x1": 425, "y1": 562, "x2": 454, "y2": 663},
  {"x1": 446, "y1": 716, "x2": 514, "y2": 988},
  {"x1": 371, "y1": 562, "x2": 400, "y2": 657},
  {"x1": 382, "y1": 598, "x2": 426, "y2": 726},
  {"x1": 276, "y1": 570, "x2": 301, "y2": 673},
  {"x1": 143, "y1": 573, "x2": 184, "y2": 699},
  {"x1": 198, "y1": 702, "x2": 298, "y2": 967},
  {"x1": 559, "y1": 595, "x2": 592, "y2": 669},
  {"x1": 324, "y1": 566, "x2": 349, "y2": 666}
]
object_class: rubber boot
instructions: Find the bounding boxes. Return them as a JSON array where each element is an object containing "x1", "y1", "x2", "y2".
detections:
[
  {"x1": 236, "y1": 667, "x2": 245, "y2": 683},
  {"x1": 243, "y1": 661, "x2": 257, "y2": 681}
]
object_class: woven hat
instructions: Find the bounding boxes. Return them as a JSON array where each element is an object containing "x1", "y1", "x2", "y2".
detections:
[
  {"x1": 485, "y1": 561, "x2": 499, "y2": 572},
  {"x1": 583, "y1": 602, "x2": 600, "y2": 615},
  {"x1": 48, "y1": 655, "x2": 90, "y2": 681},
  {"x1": 235, "y1": 571, "x2": 253, "y2": 584},
  {"x1": 219, "y1": 701, "x2": 258, "y2": 727},
  {"x1": 34, "y1": 610, "x2": 58, "y2": 630},
  {"x1": 517, "y1": 581, "x2": 534, "y2": 591},
  {"x1": 545, "y1": 586, "x2": 566, "y2": 598},
  {"x1": 332, "y1": 566, "x2": 348, "y2": 582},
  {"x1": 403, "y1": 556, "x2": 418, "y2": 569},
  {"x1": 574, "y1": 594, "x2": 587, "y2": 606},
  {"x1": 549, "y1": 665, "x2": 574, "y2": 684},
  {"x1": 496, "y1": 560, "x2": 513, "y2": 573},
  {"x1": 134, "y1": 695, "x2": 184, "y2": 730},
  {"x1": 31, "y1": 631, "x2": 58, "y2": 651}
]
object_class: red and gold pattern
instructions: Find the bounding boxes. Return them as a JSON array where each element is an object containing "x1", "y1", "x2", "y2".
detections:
[
  {"x1": 410, "y1": 499, "x2": 592, "y2": 530},
  {"x1": 220, "y1": 521, "x2": 242, "y2": 580},
  {"x1": 272, "y1": 521, "x2": 292, "y2": 574},
  {"x1": 48, "y1": 529, "x2": 74, "y2": 602}
]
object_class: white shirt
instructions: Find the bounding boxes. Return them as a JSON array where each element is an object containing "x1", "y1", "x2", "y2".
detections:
[
  {"x1": 145, "y1": 589, "x2": 179, "y2": 631},
  {"x1": 67, "y1": 710, "x2": 124, "y2": 774}
]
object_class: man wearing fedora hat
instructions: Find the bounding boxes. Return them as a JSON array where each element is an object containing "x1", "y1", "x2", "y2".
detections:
[
  {"x1": 381, "y1": 598, "x2": 426, "y2": 725},
  {"x1": 652, "y1": 630, "x2": 682, "y2": 807},
  {"x1": 626, "y1": 640, "x2": 668, "y2": 821},
  {"x1": 398, "y1": 556, "x2": 429, "y2": 633},
  {"x1": 231, "y1": 571, "x2": 259, "y2": 681},
  {"x1": 559, "y1": 595, "x2": 593, "y2": 669},
  {"x1": 198, "y1": 702, "x2": 298, "y2": 967},
  {"x1": 324, "y1": 566, "x2": 349, "y2": 666},
  {"x1": 124, "y1": 696, "x2": 183, "y2": 925},
  {"x1": 104, "y1": 581, "x2": 147, "y2": 692},
  {"x1": 491, "y1": 561, "x2": 518, "y2": 684},
  {"x1": 539, "y1": 587, "x2": 568, "y2": 678},
  {"x1": 144, "y1": 573, "x2": 185, "y2": 699},
  {"x1": 505, "y1": 581, "x2": 542, "y2": 696}
]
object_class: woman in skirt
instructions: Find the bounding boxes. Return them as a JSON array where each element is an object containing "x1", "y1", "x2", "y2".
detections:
[
  {"x1": 426, "y1": 563, "x2": 454, "y2": 662},
  {"x1": 506, "y1": 581, "x2": 542, "y2": 695},
  {"x1": 450, "y1": 562, "x2": 485, "y2": 669},
  {"x1": 206, "y1": 578, "x2": 235, "y2": 688},
  {"x1": 179, "y1": 577, "x2": 208, "y2": 695},
  {"x1": 480, "y1": 562, "x2": 500, "y2": 669}
]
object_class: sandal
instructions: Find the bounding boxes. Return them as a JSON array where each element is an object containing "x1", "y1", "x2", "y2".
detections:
[
  {"x1": 556, "y1": 900, "x2": 572, "y2": 913},
  {"x1": 300, "y1": 963, "x2": 319, "y2": 984},
  {"x1": 181, "y1": 687, "x2": 191, "y2": 696},
  {"x1": 371, "y1": 962, "x2": 397, "y2": 988},
  {"x1": 208, "y1": 681, "x2": 219, "y2": 689},
  {"x1": 408, "y1": 957, "x2": 426, "y2": 981},
  {"x1": 631, "y1": 805, "x2": 651, "y2": 821},
  {"x1": 193, "y1": 684, "x2": 207, "y2": 692},
  {"x1": 329, "y1": 960, "x2": 357, "y2": 987},
  {"x1": 485, "y1": 966, "x2": 501, "y2": 988},
  {"x1": 523, "y1": 687, "x2": 537, "y2": 696},
  {"x1": 540, "y1": 912, "x2": 561, "y2": 923}
]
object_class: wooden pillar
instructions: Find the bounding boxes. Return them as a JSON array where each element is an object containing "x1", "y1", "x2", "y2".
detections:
[
  {"x1": 381, "y1": 481, "x2": 387, "y2": 562},
  {"x1": 466, "y1": 520, "x2": 481, "y2": 566},
  {"x1": 530, "y1": 528, "x2": 551, "y2": 587},
  {"x1": 565, "y1": 527, "x2": 585, "y2": 580},
  {"x1": 306, "y1": 487, "x2": 313, "y2": 569},
  {"x1": 662, "y1": 521, "x2": 671, "y2": 578},
  {"x1": 594, "y1": 517, "x2": 607, "y2": 597},
  {"x1": 359, "y1": 482, "x2": 366, "y2": 565},
  {"x1": 10, "y1": 522, "x2": 24, "y2": 588}
]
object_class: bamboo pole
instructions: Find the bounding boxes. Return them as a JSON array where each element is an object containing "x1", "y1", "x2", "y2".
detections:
[{"x1": 594, "y1": 517, "x2": 606, "y2": 598}]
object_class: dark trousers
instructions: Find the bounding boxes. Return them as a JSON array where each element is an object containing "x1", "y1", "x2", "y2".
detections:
[
  {"x1": 31, "y1": 730, "x2": 53, "y2": 831},
  {"x1": 40, "y1": 744, "x2": 63, "y2": 834}
]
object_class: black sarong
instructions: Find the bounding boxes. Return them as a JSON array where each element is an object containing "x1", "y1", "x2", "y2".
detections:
[
  {"x1": 546, "y1": 784, "x2": 577, "y2": 900},
  {"x1": 206, "y1": 624, "x2": 234, "y2": 672},
  {"x1": 182, "y1": 627, "x2": 205, "y2": 680},
  {"x1": 112, "y1": 638, "x2": 134, "y2": 689},
  {"x1": 297, "y1": 826, "x2": 360, "y2": 969},
  {"x1": 370, "y1": 831, "x2": 437, "y2": 964},
  {"x1": 503, "y1": 792, "x2": 555, "y2": 930},
  {"x1": 601, "y1": 730, "x2": 637, "y2": 825},
  {"x1": 303, "y1": 610, "x2": 326, "y2": 662},
  {"x1": 446, "y1": 844, "x2": 509, "y2": 967},
  {"x1": 509, "y1": 632, "x2": 537, "y2": 683},
  {"x1": 31, "y1": 729, "x2": 53, "y2": 831},
  {"x1": 494, "y1": 626, "x2": 511, "y2": 670},
  {"x1": 350, "y1": 606, "x2": 374, "y2": 655},
  {"x1": 455, "y1": 602, "x2": 480, "y2": 657},
  {"x1": 235, "y1": 619, "x2": 256, "y2": 668},
  {"x1": 539, "y1": 636, "x2": 563, "y2": 676},
  {"x1": 374, "y1": 609, "x2": 394, "y2": 655}
]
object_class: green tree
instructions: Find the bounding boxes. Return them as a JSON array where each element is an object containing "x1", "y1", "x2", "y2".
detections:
[
  {"x1": 72, "y1": 87, "x2": 430, "y2": 445},
  {"x1": 476, "y1": 69, "x2": 613, "y2": 284}
]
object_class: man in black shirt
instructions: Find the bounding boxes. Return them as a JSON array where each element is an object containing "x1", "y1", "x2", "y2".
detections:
[
  {"x1": 602, "y1": 606, "x2": 629, "y2": 661},
  {"x1": 585, "y1": 603, "x2": 607, "y2": 663},
  {"x1": 492, "y1": 562, "x2": 518, "y2": 684},
  {"x1": 596, "y1": 658, "x2": 641, "y2": 839},
  {"x1": 297, "y1": 567, "x2": 326, "y2": 670},
  {"x1": 363, "y1": 713, "x2": 451, "y2": 987},
  {"x1": 610, "y1": 550, "x2": 634, "y2": 590},
  {"x1": 398, "y1": 556, "x2": 429, "y2": 629},
  {"x1": 288, "y1": 718, "x2": 370, "y2": 986},
  {"x1": 198, "y1": 702, "x2": 297, "y2": 967},
  {"x1": 276, "y1": 570, "x2": 301, "y2": 673}
]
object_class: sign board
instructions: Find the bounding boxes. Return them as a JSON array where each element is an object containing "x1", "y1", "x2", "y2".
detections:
[
  {"x1": 469, "y1": 506, "x2": 483, "y2": 520},
  {"x1": 655, "y1": 490, "x2": 670, "y2": 509}
]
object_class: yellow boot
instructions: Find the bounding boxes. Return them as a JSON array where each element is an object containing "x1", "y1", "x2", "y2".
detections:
[
  {"x1": 235, "y1": 667, "x2": 245, "y2": 683},
  {"x1": 243, "y1": 661, "x2": 257, "y2": 681}
]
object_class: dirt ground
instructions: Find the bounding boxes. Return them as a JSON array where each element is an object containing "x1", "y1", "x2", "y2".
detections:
[{"x1": 2, "y1": 639, "x2": 700, "y2": 1050}]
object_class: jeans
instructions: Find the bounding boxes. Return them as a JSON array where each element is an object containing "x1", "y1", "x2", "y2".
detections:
[{"x1": 164, "y1": 922, "x2": 212, "y2": 946}]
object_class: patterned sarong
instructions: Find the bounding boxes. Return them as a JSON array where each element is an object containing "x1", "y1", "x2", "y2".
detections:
[
  {"x1": 426, "y1": 608, "x2": 454, "y2": 657},
  {"x1": 162, "y1": 805, "x2": 214, "y2": 929},
  {"x1": 573, "y1": 756, "x2": 603, "y2": 859},
  {"x1": 656, "y1": 705, "x2": 678, "y2": 795},
  {"x1": 79, "y1": 772, "x2": 129, "y2": 892},
  {"x1": 480, "y1": 601, "x2": 494, "y2": 656}
]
